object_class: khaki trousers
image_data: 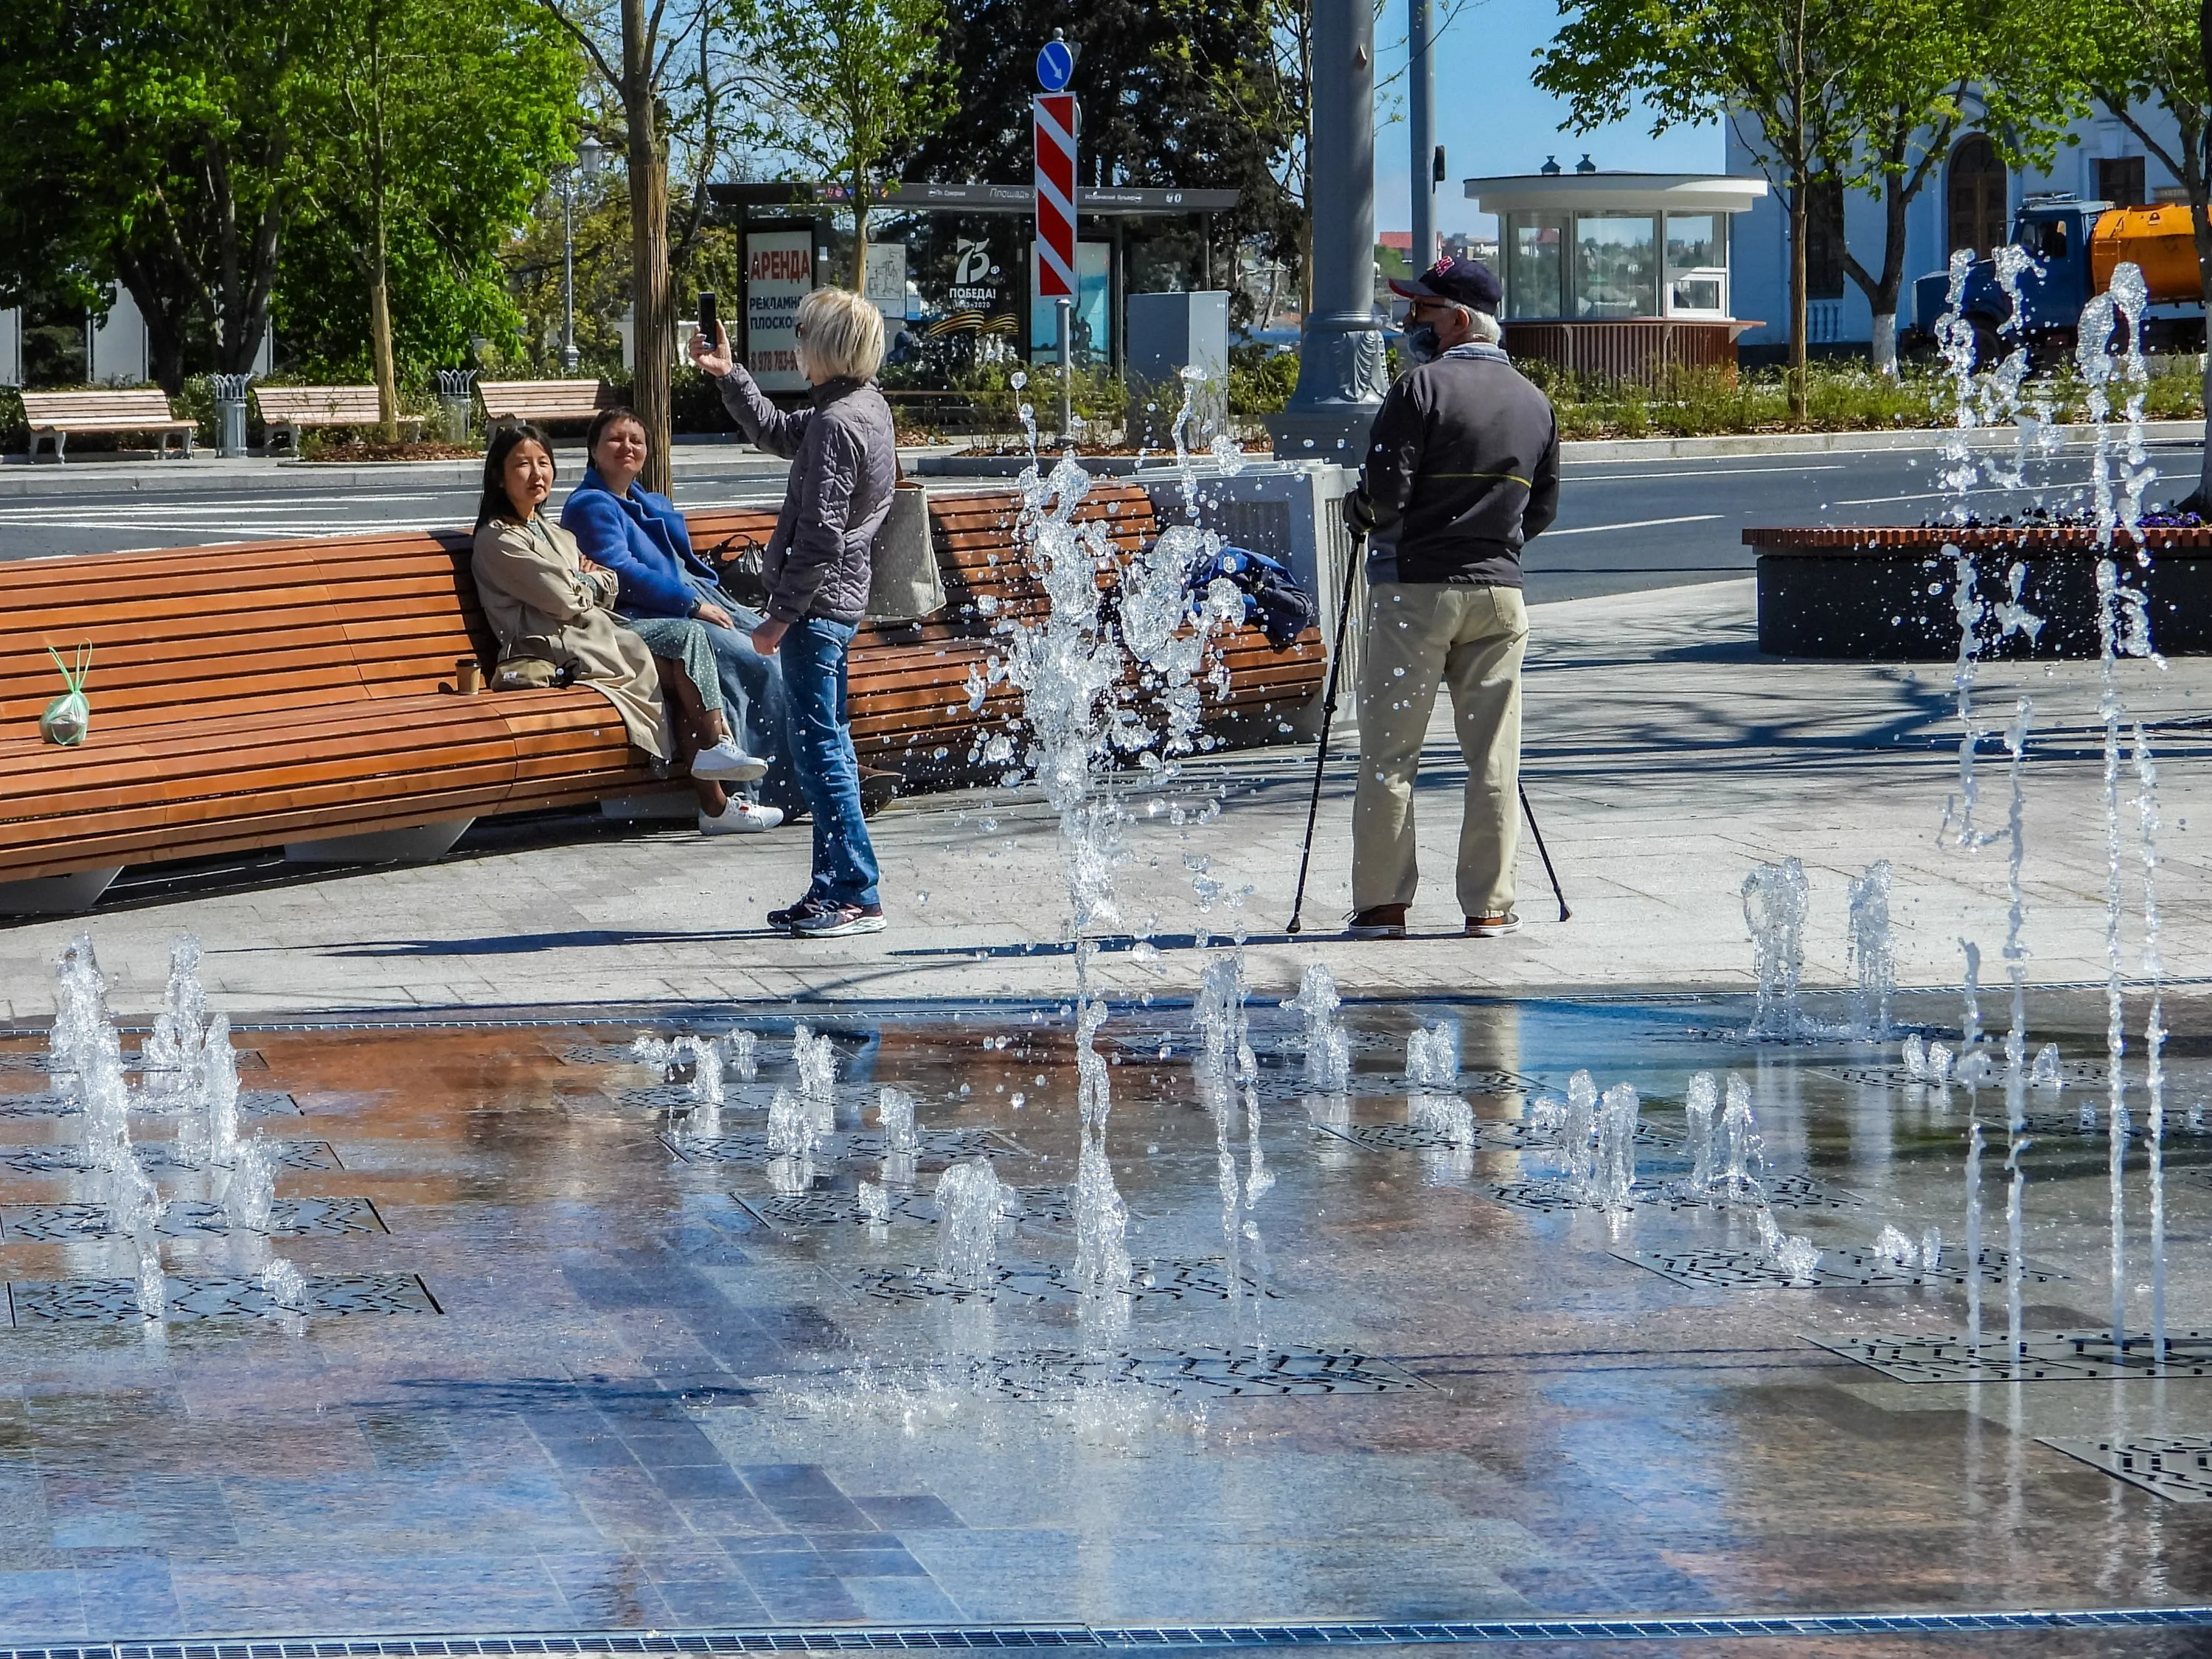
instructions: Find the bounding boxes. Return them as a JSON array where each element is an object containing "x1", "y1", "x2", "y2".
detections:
[{"x1": 1351, "y1": 580, "x2": 1528, "y2": 918}]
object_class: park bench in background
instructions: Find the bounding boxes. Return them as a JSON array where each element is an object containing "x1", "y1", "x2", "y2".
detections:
[
  {"x1": 0, "y1": 483, "x2": 1324, "y2": 913},
  {"x1": 256, "y1": 385, "x2": 425, "y2": 453},
  {"x1": 20, "y1": 390, "x2": 197, "y2": 462},
  {"x1": 477, "y1": 380, "x2": 611, "y2": 432}
]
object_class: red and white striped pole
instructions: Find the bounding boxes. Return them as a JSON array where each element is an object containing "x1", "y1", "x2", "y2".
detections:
[{"x1": 1033, "y1": 33, "x2": 1078, "y2": 433}]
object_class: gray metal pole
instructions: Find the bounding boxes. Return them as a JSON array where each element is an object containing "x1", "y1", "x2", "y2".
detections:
[
  {"x1": 1057, "y1": 296, "x2": 1073, "y2": 436},
  {"x1": 1408, "y1": 0, "x2": 1436, "y2": 271},
  {"x1": 1265, "y1": 0, "x2": 1386, "y2": 462},
  {"x1": 561, "y1": 173, "x2": 579, "y2": 375}
]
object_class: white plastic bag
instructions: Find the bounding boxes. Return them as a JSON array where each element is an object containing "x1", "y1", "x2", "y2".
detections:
[{"x1": 39, "y1": 644, "x2": 91, "y2": 747}]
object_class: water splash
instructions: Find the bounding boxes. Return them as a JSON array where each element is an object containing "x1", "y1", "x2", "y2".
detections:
[
  {"x1": 2135, "y1": 723, "x2": 2168, "y2": 1368},
  {"x1": 934, "y1": 1158, "x2": 1012, "y2": 1289},
  {"x1": 1595, "y1": 1083, "x2": 1640, "y2": 1221},
  {"x1": 1999, "y1": 696, "x2": 2033, "y2": 1360},
  {"x1": 767, "y1": 1087, "x2": 818, "y2": 1194},
  {"x1": 1281, "y1": 962, "x2": 1350, "y2": 1093},
  {"x1": 1846, "y1": 860, "x2": 1894, "y2": 1039},
  {"x1": 1405, "y1": 1020, "x2": 1460, "y2": 1090},
  {"x1": 1719, "y1": 1074, "x2": 1767, "y2": 1205},
  {"x1": 1683, "y1": 1072, "x2": 1719, "y2": 1195},
  {"x1": 1965, "y1": 1119, "x2": 1986, "y2": 1349},
  {"x1": 1742, "y1": 858, "x2": 1807, "y2": 1038}
]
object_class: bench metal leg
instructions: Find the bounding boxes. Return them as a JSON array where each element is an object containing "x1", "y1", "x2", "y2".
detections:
[
  {"x1": 282, "y1": 817, "x2": 476, "y2": 865},
  {"x1": 0, "y1": 866, "x2": 122, "y2": 916}
]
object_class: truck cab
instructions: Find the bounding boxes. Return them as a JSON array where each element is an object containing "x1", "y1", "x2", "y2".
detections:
[{"x1": 1910, "y1": 196, "x2": 2103, "y2": 351}]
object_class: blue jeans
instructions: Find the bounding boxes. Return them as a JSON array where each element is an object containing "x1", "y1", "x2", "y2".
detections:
[
  {"x1": 781, "y1": 616, "x2": 880, "y2": 908},
  {"x1": 681, "y1": 576, "x2": 792, "y2": 805}
]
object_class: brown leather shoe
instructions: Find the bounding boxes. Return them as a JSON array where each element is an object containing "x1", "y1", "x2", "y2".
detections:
[
  {"x1": 1466, "y1": 912, "x2": 1521, "y2": 936},
  {"x1": 1345, "y1": 904, "x2": 1408, "y2": 939}
]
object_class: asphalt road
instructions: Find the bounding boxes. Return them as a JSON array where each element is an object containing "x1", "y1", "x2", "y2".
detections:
[
  {"x1": 2, "y1": 437, "x2": 2201, "y2": 604},
  {"x1": 1528, "y1": 436, "x2": 2203, "y2": 603}
]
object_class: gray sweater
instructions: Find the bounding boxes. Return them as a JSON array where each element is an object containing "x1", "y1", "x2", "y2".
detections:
[{"x1": 713, "y1": 367, "x2": 897, "y2": 625}]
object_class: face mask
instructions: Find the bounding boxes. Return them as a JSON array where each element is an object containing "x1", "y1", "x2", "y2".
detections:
[{"x1": 1402, "y1": 321, "x2": 1441, "y2": 364}]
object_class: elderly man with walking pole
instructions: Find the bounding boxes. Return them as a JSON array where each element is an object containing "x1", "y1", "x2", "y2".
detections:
[{"x1": 1328, "y1": 254, "x2": 1560, "y2": 939}]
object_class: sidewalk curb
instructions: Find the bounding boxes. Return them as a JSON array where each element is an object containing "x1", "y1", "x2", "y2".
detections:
[{"x1": 1559, "y1": 420, "x2": 2203, "y2": 463}]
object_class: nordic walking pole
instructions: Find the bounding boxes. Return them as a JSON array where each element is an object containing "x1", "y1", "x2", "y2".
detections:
[
  {"x1": 1519, "y1": 780, "x2": 1571, "y2": 923},
  {"x1": 1287, "y1": 530, "x2": 1365, "y2": 935}
]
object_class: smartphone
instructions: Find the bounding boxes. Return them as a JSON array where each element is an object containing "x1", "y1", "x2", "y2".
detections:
[{"x1": 698, "y1": 291, "x2": 720, "y2": 349}]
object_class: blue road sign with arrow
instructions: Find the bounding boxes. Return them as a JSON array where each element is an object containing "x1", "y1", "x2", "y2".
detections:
[{"x1": 1035, "y1": 35, "x2": 1074, "y2": 91}]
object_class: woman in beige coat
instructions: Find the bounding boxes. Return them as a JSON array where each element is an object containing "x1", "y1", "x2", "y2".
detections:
[{"x1": 470, "y1": 423, "x2": 759, "y2": 827}]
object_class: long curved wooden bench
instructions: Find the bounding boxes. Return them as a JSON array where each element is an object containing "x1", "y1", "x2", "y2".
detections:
[{"x1": 0, "y1": 483, "x2": 1324, "y2": 908}]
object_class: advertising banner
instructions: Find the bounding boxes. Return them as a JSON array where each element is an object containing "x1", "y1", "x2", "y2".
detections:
[
  {"x1": 863, "y1": 243, "x2": 908, "y2": 319},
  {"x1": 745, "y1": 229, "x2": 815, "y2": 392},
  {"x1": 1030, "y1": 241, "x2": 1110, "y2": 364}
]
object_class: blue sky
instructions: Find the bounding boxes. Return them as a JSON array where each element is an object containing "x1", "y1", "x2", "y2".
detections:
[{"x1": 1371, "y1": 0, "x2": 1724, "y2": 237}]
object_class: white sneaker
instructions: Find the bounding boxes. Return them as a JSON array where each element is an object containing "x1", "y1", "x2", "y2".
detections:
[
  {"x1": 699, "y1": 800, "x2": 784, "y2": 835},
  {"x1": 690, "y1": 739, "x2": 769, "y2": 782}
]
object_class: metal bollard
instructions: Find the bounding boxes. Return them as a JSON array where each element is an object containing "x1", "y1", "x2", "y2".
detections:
[
  {"x1": 209, "y1": 373, "x2": 252, "y2": 458},
  {"x1": 436, "y1": 369, "x2": 477, "y2": 443}
]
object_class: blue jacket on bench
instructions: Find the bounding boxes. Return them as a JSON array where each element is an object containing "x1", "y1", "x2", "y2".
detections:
[{"x1": 560, "y1": 466, "x2": 718, "y2": 619}]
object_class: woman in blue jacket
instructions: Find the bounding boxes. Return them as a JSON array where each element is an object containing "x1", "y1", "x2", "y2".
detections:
[{"x1": 562, "y1": 408, "x2": 789, "y2": 832}]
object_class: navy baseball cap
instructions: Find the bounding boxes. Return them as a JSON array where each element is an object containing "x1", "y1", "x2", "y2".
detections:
[{"x1": 1390, "y1": 256, "x2": 1501, "y2": 316}]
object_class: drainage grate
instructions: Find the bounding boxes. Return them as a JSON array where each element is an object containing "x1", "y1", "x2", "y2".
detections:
[
  {"x1": 0, "y1": 1090, "x2": 298, "y2": 1120},
  {"x1": 664, "y1": 1129, "x2": 1022, "y2": 1166},
  {"x1": 970, "y1": 1343, "x2": 1430, "y2": 1400},
  {"x1": 39, "y1": 1605, "x2": 2212, "y2": 1656},
  {"x1": 1316, "y1": 1119, "x2": 1681, "y2": 1156},
  {"x1": 738, "y1": 1189, "x2": 1070, "y2": 1230},
  {"x1": 2042, "y1": 1436, "x2": 2212, "y2": 1500},
  {"x1": 621, "y1": 1083, "x2": 728, "y2": 1112},
  {"x1": 1826, "y1": 1060, "x2": 2111, "y2": 1092},
  {"x1": 5, "y1": 1272, "x2": 440, "y2": 1325},
  {"x1": 560, "y1": 1044, "x2": 655, "y2": 1066},
  {"x1": 857, "y1": 1257, "x2": 1272, "y2": 1307},
  {"x1": 1809, "y1": 1329, "x2": 2212, "y2": 1382},
  {"x1": 0, "y1": 1197, "x2": 384, "y2": 1242},
  {"x1": 1620, "y1": 1245, "x2": 2062, "y2": 1292},
  {"x1": 1484, "y1": 1172, "x2": 1857, "y2": 1214},
  {"x1": 0, "y1": 1142, "x2": 344, "y2": 1177},
  {"x1": 0, "y1": 1051, "x2": 266, "y2": 1075}
]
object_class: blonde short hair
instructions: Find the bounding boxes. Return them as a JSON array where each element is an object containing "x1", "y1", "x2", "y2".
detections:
[{"x1": 794, "y1": 287, "x2": 886, "y2": 383}]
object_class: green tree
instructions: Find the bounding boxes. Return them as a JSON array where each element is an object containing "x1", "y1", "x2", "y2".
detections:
[
  {"x1": 1834, "y1": 0, "x2": 2084, "y2": 372},
  {"x1": 0, "y1": 0, "x2": 316, "y2": 389},
  {"x1": 1538, "y1": 0, "x2": 1860, "y2": 421},
  {"x1": 2067, "y1": 0, "x2": 2212, "y2": 499},
  {"x1": 299, "y1": 0, "x2": 581, "y2": 434},
  {"x1": 740, "y1": 0, "x2": 957, "y2": 281},
  {"x1": 900, "y1": 0, "x2": 1301, "y2": 314}
]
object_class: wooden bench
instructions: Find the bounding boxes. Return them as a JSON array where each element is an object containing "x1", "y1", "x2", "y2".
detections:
[
  {"x1": 477, "y1": 380, "x2": 611, "y2": 431},
  {"x1": 256, "y1": 386, "x2": 425, "y2": 453},
  {"x1": 21, "y1": 390, "x2": 197, "y2": 462},
  {"x1": 688, "y1": 482, "x2": 1327, "y2": 786},
  {"x1": 0, "y1": 483, "x2": 1324, "y2": 910}
]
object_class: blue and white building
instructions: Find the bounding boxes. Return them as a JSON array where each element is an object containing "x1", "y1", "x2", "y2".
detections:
[{"x1": 1727, "y1": 101, "x2": 2189, "y2": 352}]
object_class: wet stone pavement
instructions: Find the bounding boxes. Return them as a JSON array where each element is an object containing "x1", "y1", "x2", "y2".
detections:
[{"x1": 0, "y1": 992, "x2": 2210, "y2": 1652}]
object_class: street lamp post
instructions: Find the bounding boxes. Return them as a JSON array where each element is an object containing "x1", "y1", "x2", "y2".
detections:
[
  {"x1": 1265, "y1": 0, "x2": 1387, "y2": 462},
  {"x1": 560, "y1": 136, "x2": 605, "y2": 375}
]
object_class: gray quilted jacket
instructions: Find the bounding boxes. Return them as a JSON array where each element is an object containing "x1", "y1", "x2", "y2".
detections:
[{"x1": 713, "y1": 367, "x2": 897, "y2": 625}]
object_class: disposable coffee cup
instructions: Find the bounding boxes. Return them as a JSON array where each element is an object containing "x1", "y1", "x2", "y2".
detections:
[{"x1": 455, "y1": 657, "x2": 483, "y2": 696}]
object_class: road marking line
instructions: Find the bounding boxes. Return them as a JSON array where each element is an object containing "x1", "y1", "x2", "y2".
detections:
[
  {"x1": 1565, "y1": 464, "x2": 1848, "y2": 481},
  {"x1": 1542, "y1": 514, "x2": 1725, "y2": 536}
]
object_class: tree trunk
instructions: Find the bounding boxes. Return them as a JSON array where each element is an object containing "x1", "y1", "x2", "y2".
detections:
[
  {"x1": 622, "y1": 0, "x2": 672, "y2": 494},
  {"x1": 1789, "y1": 182, "x2": 1809, "y2": 425},
  {"x1": 369, "y1": 231, "x2": 399, "y2": 442},
  {"x1": 1871, "y1": 313, "x2": 1898, "y2": 375}
]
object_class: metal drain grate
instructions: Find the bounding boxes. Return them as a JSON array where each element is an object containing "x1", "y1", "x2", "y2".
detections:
[
  {"x1": 1484, "y1": 1172, "x2": 1858, "y2": 1214},
  {"x1": 1809, "y1": 1329, "x2": 2212, "y2": 1382},
  {"x1": 0, "y1": 1142, "x2": 344, "y2": 1177},
  {"x1": 664, "y1": 1128, "x2": 1021, "y2": 1166},
  {"x1": 969, "y1": 1343, "x2": 1430, "y2": 1400},
  {"x1": 1826, "y1": 1060, "x2": 2112, "y2": 1092},
  {"x1": 560, "y1": 1043, "x2": 655, "y2": 1065},
  {"x1": 738, "y1": 1189, "x2": 1070, "y2": 1230},
  {"x1": 0, "y1": 1090, "x2": 298, "y2": 1120},
  {"x1": 621, "y1": 1083, "x2": 727, "y2": 1112},
  {"x1": 2042, "y1": 1436, "x2": 2212, "y2": 1500},
  {"x1": 1317, "y1": 1119, "x2": 1681, "y2": 1155},
  {"x1": 1620, "y1": 1245, "x2": 2062, "y2": 1292},
  {"x1": 0, "y1": 1050, "x2": 266, "y2": 1075},
  {"x1": 0, "y1": 1197, "x2": 383, "y2": 1242},
  {"x1": 52, "y1": 1604, "x2": 2212, "y2": 1656},
  {"x1": 858, "y1": 1257, "x2": 1271, "y2": 1307},
  {"x1": 5, "y1": 1272, "x2": 439, "y2": 1325}
]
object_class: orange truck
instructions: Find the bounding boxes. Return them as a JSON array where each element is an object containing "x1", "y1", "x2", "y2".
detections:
[{"x1": 1913, "y1": 195, "x2": 2206, "y2": 353}]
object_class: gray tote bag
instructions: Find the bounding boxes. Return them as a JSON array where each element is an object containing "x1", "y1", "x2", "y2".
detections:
[{"x1": 864, "y1": 479, "x2": 946, "y2": 623}]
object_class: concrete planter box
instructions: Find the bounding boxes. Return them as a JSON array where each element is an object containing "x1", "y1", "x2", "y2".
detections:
[{"x1": 1747, "y1": 524, "x2": 2212, "y2": 658}]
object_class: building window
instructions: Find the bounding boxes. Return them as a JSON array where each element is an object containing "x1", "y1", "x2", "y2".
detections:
[
  {"x1": 2097, "y1": 156, "x2": 2146, "y2": 207},
  {"x1": 1663, "y1": 214, "x2": 1728, "y2": 316},
  {"x1": 1573, "y1": 214, "x2": 1656, "y2": 319},
  {"x1": 1805, "y1": 176, "x2": 1846, "y2": 300},
  {"x1": 1947, "y1": 135, "x2": 2008, "y2": 257},
  {"x1": 1504, "y1": 213, "x2": 1566, "y2": 319}
]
